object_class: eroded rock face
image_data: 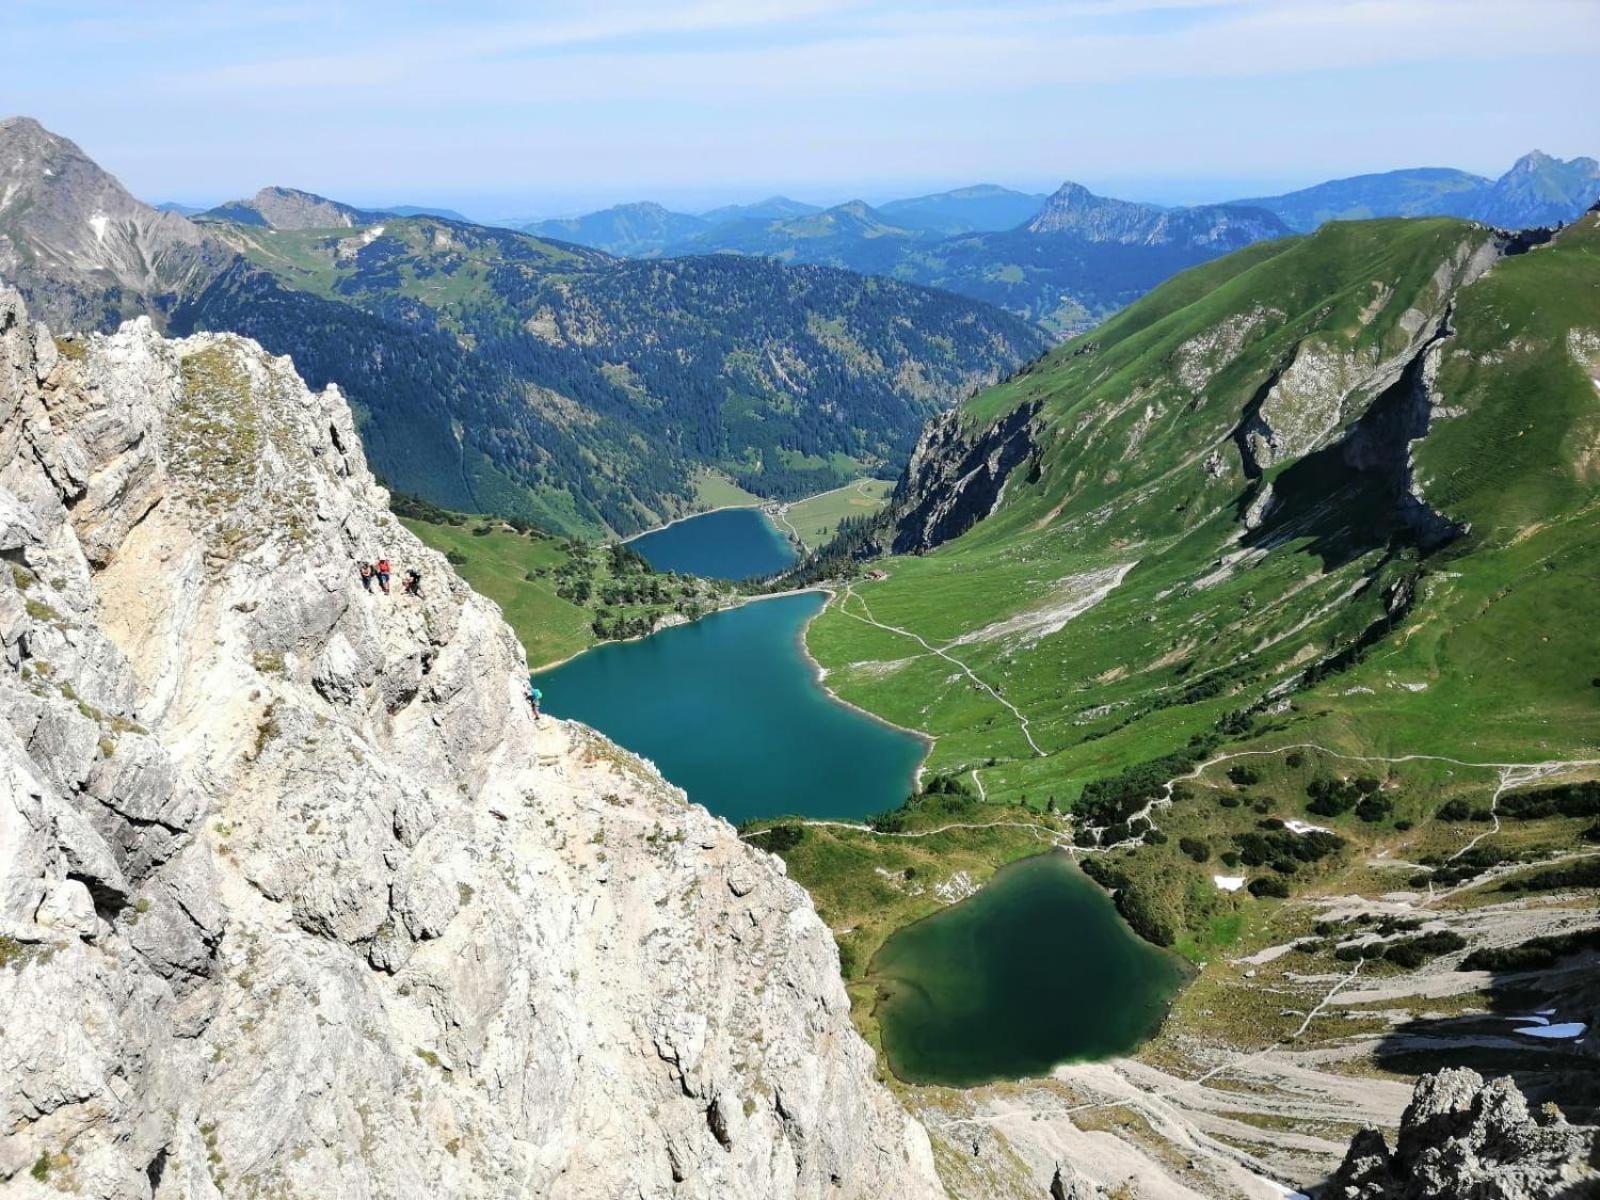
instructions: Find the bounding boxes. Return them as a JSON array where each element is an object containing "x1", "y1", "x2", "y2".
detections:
[
  {"x1": 0, "y1": 286, "x2": 943, "y2": 1199},
  {"x1": 1328, "y1": 1068, "x2": 1598, "y2": 1199},
  {"x1": 891, "y1": 401, "x2": 1040, "y2": 554}
]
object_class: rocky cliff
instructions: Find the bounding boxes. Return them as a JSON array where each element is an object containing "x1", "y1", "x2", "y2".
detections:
[
  {"x1": 888, "y1": 401, "x2": 1040, "y2": 554},
  {"x1": 0, "y1": 286, "x2": 942, "y2": 1199},
  {"x1": 1328, "y1": 1068, "x2": 1597, "y2": 1199}
]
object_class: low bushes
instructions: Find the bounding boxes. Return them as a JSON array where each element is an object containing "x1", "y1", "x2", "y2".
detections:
[{"x1": 1460, "y1": 927, "x2": 1600, "y2": 972}]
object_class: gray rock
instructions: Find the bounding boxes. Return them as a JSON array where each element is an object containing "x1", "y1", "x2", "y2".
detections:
[
  {"x1": 0, "y1": 284, "x2": 945, "y2": 1199},
  {"x1": 1328, "y1": 1068, "x2": 1598, "y2": 1199}
]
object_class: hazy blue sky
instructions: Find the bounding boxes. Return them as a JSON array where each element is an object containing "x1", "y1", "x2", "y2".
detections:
[{"x1": 4, "y1": 0, "x2": 1596, "y2": 219}]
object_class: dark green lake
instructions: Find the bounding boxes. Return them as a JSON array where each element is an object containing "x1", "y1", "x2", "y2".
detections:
[
  {"x1": 530, "y1": 591, "x2": 925, "y2": 824},
  {"x1": 627, "y1": 507, "x2": 796, "y2": 581},
  {"x1": 871, "y1": 851, "x2": 1189, "y2": 1087}
]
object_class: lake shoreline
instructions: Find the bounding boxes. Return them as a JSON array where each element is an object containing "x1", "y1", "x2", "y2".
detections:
[{"x1": 530, "y1": 582, "x2": 934, "y2": 794}]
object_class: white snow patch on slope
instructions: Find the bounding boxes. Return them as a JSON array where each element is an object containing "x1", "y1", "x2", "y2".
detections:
[
  {"x1": 1514, "y1": 1022, "x2": 1587, "y2": 1041},
  {"x1": 1213, "y1": 875, "x2": 1246, "y2": 892},
  {"x1": 89, "y1": 212, "x2": 109, "y2": 242},
  {"x1": 1284, "y1": 819, "x2": 1332, "y2": 835}
]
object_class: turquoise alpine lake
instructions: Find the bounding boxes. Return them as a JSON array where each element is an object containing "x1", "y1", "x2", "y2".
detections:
[
  {"x1": 870, "y1": 851, "x2": 1189, "y2": 1087},
  {"x1": 627, "y1": 507, "x2": 797, "y2": 581},
  {"x1": 530, "y1": 591, "x2": 925, "y2": 825}
]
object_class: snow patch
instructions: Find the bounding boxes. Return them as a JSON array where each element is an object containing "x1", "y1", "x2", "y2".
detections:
[
  {"x1": 360, "y1": 224, "x2": 386, "y2": 245},
  {"x1": 1513, "y1": 1021, "x2": 1586, "y2": 1041},
  {"x1": 1213, "y1": 874, "x2": 1246, "y2": 892},
  {"x1": 89, "y1": 212, "x2": 109, "y2": 242},
  {"x1": 1284, "y1": 819, "x2": 1332, "y2": 836}
]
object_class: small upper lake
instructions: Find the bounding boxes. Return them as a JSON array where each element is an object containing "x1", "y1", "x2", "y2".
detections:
[
  {"x1": 627, "y1": 507, "x2": 797, "y2": 581},
  {"x1": 530, "y1": 591, "x2": 924, "y2": 825},
  {"x1": 870, "y1": 851, "x2": 1188, "y2": 1087}
]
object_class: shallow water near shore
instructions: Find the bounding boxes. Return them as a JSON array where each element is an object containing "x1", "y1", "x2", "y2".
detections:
[
  {"x1": 870, "y1": 851, "x2": 1189, "y2": 1087},
  {"x1": 627, "y1": 506, "x2": 796, "y2": 581},
  {"x1": 531, "y1": 591, "x2": 924, "y2": 824}
]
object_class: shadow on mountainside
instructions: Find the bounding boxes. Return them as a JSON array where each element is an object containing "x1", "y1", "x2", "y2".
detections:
[{"x1": 1371, "y1": 948, "x2": 1600, "y2": 1126}]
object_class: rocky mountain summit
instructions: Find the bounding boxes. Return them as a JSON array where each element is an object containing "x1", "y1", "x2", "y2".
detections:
[
  {"x1": 197, "y1": 186, "x2": 387, "y2": 231},
  {"x1": 0, "y1": 118, "x2": 225, "y2": 332},
  {"x1": 0, "y1": 285, "x2": 941, "y2": 1198},
  {"x1": 1021, "y1": 182, "x2": 1287, "y2": 248},
  {"x1": 1329, "y1": 1068, "x2": 1598, "y2": 1199}
]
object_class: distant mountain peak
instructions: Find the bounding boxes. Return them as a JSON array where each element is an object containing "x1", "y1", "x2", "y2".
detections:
[
  {"x1": 201, "y1": 187, "x2": 384, "y2": 231},
  {"x1": 1025, "y1": 180, "x2": 1286, "y2": 246},
  {"x1": 0, "y1": 114, "x2": 222, "y2": 330}
]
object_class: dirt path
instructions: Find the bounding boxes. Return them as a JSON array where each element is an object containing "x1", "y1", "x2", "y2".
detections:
[{"x1": 837, "y1": 585, "x2": 1046, "y2": 757}]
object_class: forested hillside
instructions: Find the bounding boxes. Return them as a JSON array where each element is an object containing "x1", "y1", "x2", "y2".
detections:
[{"x1": 178, "y1": 217, "x2": 1046, "y2": 534}]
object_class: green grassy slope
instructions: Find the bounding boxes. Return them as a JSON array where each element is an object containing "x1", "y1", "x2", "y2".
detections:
[
  {"x1": 782, "y1": 213, "x2": 1600, "y2": 986},
  {"x1": 400, "y1": 512, "x2": 735, "y2": 667}
]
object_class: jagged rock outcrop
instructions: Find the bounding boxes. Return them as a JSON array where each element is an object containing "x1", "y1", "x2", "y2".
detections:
[
  {"x1": 1235, "y1": 234, "x2": 1501, "y2": 476},
  {"x1": 889, "y1": 402, "x2": 1040, "y2": 554},
  {"x1": 0, "y1": 118, "x2": 227, "y2": 332},
  {"x1": 1327, "y1": 1068, "x2": 1598, "y2": 1199},
  {"x1": 0, "y1": 286, "x2": 943, "y2": 1199}
]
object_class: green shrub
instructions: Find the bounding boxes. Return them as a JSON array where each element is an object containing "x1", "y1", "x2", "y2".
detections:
[
  {"x1": 1355, "y1": 795, "x2": 1393, "y2": 823},
  {"x1": 1383, "y1": 930, "x2": 1466, "y2": 968},
  {"x1": 1500, "y1": 858, "x2": 1600, "y2": 893},
  {"x1": 1248, "y1": 876, "x2": 1290, "y2": 899},
  {"x1": 1460, "y1": 927, "x2": 1600, "y2": 972},
  {"x1": 1178, "y1": 837, "x2": 1211, "y2": 863},
  {"x1": 749, "y1": 824, "x2": 804, "y2": 853},
  {"x1": 1498, "y1": 781, "x2": 1600, "y2": 822},
  {"x1": 1438, "y1": 798, "x2": 1472, "y2": 821}
]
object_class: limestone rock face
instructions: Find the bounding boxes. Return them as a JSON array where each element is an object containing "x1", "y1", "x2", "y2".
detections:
[
  {"x1": 1328, "y1": 1068, "x2": 1598, "y2": 1199},
  {"x1": 0, "y1": 285, "x2": 943, "y2": 1199},
  {"x1": 890, "y1": 401, "x2": 1040, "y2": 554}
]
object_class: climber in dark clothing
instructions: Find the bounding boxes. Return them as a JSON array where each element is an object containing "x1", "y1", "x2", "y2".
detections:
[
  {"x1": 402, "y1": 568, "x2": 423, "y2": 597},
  {"x1": 358, "y1": 562, "x2": 375, "y2": 592}
]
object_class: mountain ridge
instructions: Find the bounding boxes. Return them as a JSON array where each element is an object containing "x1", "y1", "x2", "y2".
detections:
[{"x1": 0, "y1": 117, "x2": 1045, "y2": 537}]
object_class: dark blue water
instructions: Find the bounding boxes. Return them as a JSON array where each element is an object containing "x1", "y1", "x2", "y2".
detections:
[
  {"x1": 531, "y1": 592, "x2": 925, "y2": 824},
  {"x1": 872, "y1": 851, "x2": 1189, "y2": 1086},
  {"x1": 627, "y1": 507, "x2": 796, "y2": 581}
]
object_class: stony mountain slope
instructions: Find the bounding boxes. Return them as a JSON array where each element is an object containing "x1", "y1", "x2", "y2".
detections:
[
  {"x1": 0, "y1": 118, "x2": 226, "y2": 332},
  {"x1": 1021, "y1": 183, "x2": 1283, "y2": 246},
  {"x1": 197, "y1": 186, "x2": 388, "y2": 230},
  {"x1": 1330, "y1": 1068, "x2": 1597, "y2": 1200},
  {"x1": 0, "y1": 285, "x2": 942, "y2": 1198}
]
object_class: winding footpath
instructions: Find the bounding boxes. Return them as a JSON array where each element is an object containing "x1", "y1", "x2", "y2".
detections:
[{"x1": 836, "y1": 585, "x2": 1046, "y2": 757}]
